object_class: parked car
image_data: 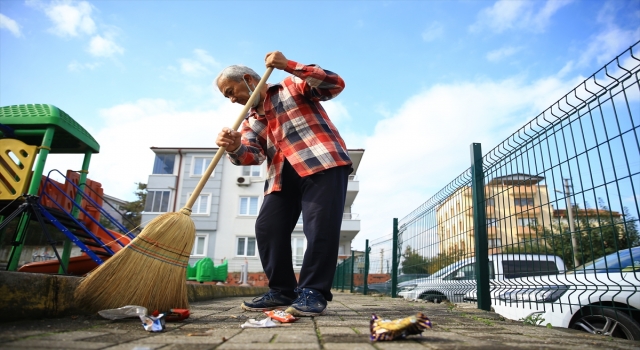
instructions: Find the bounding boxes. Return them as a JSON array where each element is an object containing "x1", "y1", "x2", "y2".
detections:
[
  {"x1": 398, "y1": 254, "x2": 565, "y2": 303},
  {"x1": 353, "y1": 273, "x2": 430, "y2": 295},
  {"x1": 465, "y1": 246, "x2": 640, "y2": 340}
]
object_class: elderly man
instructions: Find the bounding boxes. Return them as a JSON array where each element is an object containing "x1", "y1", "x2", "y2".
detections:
[{"x1": 215, "y1": 51, "x2": 351, "y2": 316}]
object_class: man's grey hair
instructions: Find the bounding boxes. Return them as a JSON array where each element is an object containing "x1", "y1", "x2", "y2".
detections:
[{"x1": 216, "y1": 65, "x2": 261, "y2": 85}]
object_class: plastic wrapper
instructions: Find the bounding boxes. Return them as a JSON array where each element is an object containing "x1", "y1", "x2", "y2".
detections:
[
  {"x1": 370, "y1": 312, "x2": 432, "y2": 341},
  {"x1": 98, "y1": 305, "x2": 148, "y2": 320},
  {"x1": 141, "y1": 313, "x2": 166, "y2": 332},
  {"x1": 98, "y1": 305, "x2": 166, "y2": 332},
  {"x1": 264, "y1": 310, "x2": 298, "y2": 323},
  {"x1": 240, "y1": 317, "x2": 277, "y2": 328}
]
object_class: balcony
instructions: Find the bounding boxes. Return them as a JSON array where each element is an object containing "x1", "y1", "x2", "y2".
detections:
[{"x1": 345, "y1": 175, "x2": 359, "y2": 207}]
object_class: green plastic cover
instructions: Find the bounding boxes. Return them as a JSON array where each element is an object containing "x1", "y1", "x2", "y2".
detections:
[{"x1": 0, "y1": 104, "x2": 100, "y2": 154}]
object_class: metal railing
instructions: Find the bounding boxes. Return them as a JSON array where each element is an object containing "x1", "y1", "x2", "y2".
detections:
[{"x1": 334, "y1": 40, "x2": 640, "y2": 340}]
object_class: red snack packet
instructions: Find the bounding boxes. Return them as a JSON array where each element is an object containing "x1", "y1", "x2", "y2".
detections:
[
  {"x1": 166, "y1": 309, "x2": 190, "y2": 321},
  {"x1": 264, "y1": 310, "x2": 299, "y2": 323}
]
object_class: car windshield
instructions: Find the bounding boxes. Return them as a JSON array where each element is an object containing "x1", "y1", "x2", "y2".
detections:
[
  {"x1": 569, "y1": 246, "x2": 640, "y2": 274},
  {"x1": 429, "y1": 261, "x2": 467, "y2": 278}
]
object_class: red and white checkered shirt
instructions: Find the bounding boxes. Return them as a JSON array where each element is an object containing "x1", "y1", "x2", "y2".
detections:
[{"x1": 227, "y1": 60, "x2": 352, "y2": 195}]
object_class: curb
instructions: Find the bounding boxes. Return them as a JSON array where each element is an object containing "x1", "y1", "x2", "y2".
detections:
[{"x1": 0, "y1": 271, "x2": 268, "y2": 322}]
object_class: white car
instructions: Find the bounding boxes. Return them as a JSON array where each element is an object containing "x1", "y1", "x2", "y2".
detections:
[
  {"x1": 398, "y1": 254, "x2": 565, "y2": 303},
  {"x1": 465, "y1": 246, "x2": 640, "y2": 340}
]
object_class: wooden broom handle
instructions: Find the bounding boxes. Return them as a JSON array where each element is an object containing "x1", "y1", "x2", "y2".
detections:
[{"x1": 183, "y1": 67, "x2": 274, "y2": 210}]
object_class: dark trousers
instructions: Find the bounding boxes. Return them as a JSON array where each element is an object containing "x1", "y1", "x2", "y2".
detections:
[{"x1": 255, "y1": 160, "x2": 350, "y2": 301}]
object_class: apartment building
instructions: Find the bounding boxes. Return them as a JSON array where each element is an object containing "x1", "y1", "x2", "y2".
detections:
[
  {"x1": 436, "y1": 174, "x2": 553, "y2": 254},
  {"x1": 141, "y1": 147, "x2": 364, "y2": 275}
]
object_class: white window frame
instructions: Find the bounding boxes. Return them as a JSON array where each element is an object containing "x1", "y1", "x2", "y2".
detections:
[
  {"x1": 517, "y1": 217, "x2": 538, "y2": 227},
  {"x1": 242, "y1": 165, "x2": 262, "y2": 177},
  {"x1": 152, "y1": 154, "x2": 177, "y2": 175},
  {"x1": 236, "y1": 236, "x2": 257, "y2": 257},
  {"x1": 191, "y1": 234, "x2": 208, "y2": 257},
  {"x1": 291, "y1": 236, "x2": 307, "y2": 267},
  {"x1": 488, "y1": 237, "x2": 502, "y2": 248},
  {"x1": 238, "y1": 196, "x2": 260, "y2": 216},
  {"x1": 144, "y1": 190, "x2": 172, "y2": 213},
  {"x1": 188, "y1": 193, "x2": 211, "y2": 216},
  {"x1": 514, "y1": 197, "x2": 534, "y2": 207},
  {"x1": 190, "y1": 156, "x2": 215, "y2": 177}
]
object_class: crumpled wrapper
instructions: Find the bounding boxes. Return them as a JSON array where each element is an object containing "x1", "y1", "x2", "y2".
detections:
[
  {"x1": 264, "y1": 310, "x2": 299, "y2": 323},
  {"x1": 370, "y1": 312, "x2": 432, "y2": 341},
  {"x1": 240, "y1": 317, "x2": 277, "y2": 328}
]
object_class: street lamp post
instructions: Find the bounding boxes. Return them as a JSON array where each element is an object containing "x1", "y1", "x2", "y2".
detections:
[{"x1": 556, "y1": 179, "x2": 580, "y2": 267}]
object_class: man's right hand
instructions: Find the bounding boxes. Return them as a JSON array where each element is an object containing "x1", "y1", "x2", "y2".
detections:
[{"x1": 216, "y1": 127, "x2": 242, "y2": 152}]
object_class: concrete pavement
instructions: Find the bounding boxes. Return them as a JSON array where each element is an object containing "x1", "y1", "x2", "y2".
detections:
[{"x1": 1, "y1": 292, "x2": 639, "y2": 349}]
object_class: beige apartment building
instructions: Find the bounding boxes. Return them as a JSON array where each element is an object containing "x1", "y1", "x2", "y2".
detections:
[{"x1": 436, "y1": 174, "x2": 553, "y2": 255}]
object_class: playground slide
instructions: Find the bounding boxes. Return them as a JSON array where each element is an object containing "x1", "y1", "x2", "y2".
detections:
[{"x1": 17, "y1": 229, "x2": 132, "y2": 276}]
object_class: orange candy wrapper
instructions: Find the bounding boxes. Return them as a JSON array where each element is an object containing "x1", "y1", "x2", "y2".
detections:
[{"x1": 264, "y1": 310, "x2": 299, "y2": 323}]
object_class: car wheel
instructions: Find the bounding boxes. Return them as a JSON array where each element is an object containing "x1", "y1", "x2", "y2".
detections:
[
  {"x1": 571, "y1": 307, "x2": 640, "y2": 340},
  {"x1": 419, "y1": 292, "x2": 446, "y2": 303}
]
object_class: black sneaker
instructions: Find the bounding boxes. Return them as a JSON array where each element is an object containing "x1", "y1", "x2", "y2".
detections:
[
  {"x1": 285, "y1": 288, "x2": 327, "y2": 316},
  {"x1": 241, "y1": 291, "x2": 295, "y2": 311}
]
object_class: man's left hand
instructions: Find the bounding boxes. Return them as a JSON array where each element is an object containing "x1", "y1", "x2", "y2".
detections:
[{"x1": 265, "y1": 51, "x2": 288, "y2": 70}]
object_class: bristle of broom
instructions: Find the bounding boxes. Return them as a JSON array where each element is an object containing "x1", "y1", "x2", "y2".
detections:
[{"x1": 74, "y1": 209, "x2": 196, "y2": 313}]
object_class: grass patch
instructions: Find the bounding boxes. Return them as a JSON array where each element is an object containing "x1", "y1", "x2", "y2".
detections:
[{"x1": 520, "y1": 313, "x2": 545, "y2": 326}]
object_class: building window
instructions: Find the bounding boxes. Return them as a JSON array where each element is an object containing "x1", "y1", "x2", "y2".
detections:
[
  {"x1": 292, "y1": 237, "x2": 306, "y2": 267},
  {"x1": 144, "y1": 190, "x2": 171, "y2": 213},
  {"x1": 237, "y1": 237, "x2": 256, "y2": 256},
  {"x1": 487, "y1": 218, "x2": 497, "y2": 227},
  {"x1": 239, "y1": 196, "x2": 259, "y2": 216},
  {"x1": 296, "y1": 215, "x2": 303, "y2": 226},
  {"x1": 190, "y1": 193, "x2": 211, "y2": 215},
  {"x1": 514, "y1": 197, "x2": 534, "y2": 207},
  {"x1": 242, "y1": 165, "x2": 262, "y2": 177},
  {"x1": 486, "y1": 198, "x2": 495, "y2": 207},
  {"x1": 191, "y1": 234, "x2": 208, "y2": 256},
  {"x1": 488, "y1": 237, "x2": 502, "y2": 248},
  {"x1": 517, "y1": 217, "x2": 538, "y2": 227},
  {"x1": 192, "y1": 157, "x2": 214, "y2": 177},
  {"x1": 153, "y1": 154, "x2": 175, "y2": 175}
]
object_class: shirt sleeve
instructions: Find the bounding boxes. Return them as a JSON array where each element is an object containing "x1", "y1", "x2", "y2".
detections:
[
  {"x1": 226, "y1": 119, "x2": 267, "y2": 166},
  {"x1": 283, "y1": 60, "x2": 345, "y2": 101}
]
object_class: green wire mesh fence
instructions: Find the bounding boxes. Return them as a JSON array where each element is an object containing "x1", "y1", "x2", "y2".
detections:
[{"x1": 335, "y1": 40, "x2": 640, "y2": 340}]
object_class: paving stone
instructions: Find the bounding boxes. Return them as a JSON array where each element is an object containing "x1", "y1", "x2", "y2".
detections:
[
  {"x1": 1, "y1": 292, "x2": 637, "y2": 349},
  {"x1": 218, "y1": 343, "x2": 320, "y2": 349},
  {"x1": 323, "y1": 344, "x2": 377, "y2": 350},
  {"x1": 0, "y1": 339, "x2": 114, "y2": 349}
]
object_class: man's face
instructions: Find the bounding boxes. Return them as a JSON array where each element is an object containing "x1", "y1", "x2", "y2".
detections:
[{"x1": 218, "y1": 75, "x2": 252, "y2": 105}]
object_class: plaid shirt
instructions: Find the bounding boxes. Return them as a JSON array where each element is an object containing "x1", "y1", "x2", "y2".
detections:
[{"x1": 227, "y1": 60, "x2": 352, "y2": 195}]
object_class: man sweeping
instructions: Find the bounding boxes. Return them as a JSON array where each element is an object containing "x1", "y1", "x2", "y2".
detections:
[{"x1": 215, "y1": 51, "x2": 352, "y2": 316}]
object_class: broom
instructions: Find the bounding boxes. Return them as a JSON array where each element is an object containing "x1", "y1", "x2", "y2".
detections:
[{"x1": 75, "y1": 67, "x2": 274, "y2": 312}]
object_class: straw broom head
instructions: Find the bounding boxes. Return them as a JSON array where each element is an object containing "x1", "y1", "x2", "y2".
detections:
[
  {"x1": 74, "y1": 208, "x2": 195, "y2": 312},
  {"x1": 74, "y1": 67, "x2": 273, "y2": 313}
]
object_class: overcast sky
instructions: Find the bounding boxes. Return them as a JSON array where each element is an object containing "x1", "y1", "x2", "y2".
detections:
[{"x1": 1, "y1": 0, "x2": 639, "y2": 249}]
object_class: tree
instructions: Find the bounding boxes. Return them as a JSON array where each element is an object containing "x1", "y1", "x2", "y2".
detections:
[
  {"x1": 120, "y1": 182, "x2": 146, "y2": 233},
  {"x1": 401, "y1": 246, "x2": 430, "y2": 274},
  {"x1": 401, "y1": 245, "x2": 468, "y2": 275},
  {"x1": 505, "y1": 201, "x2": 640, "y2": 269}
]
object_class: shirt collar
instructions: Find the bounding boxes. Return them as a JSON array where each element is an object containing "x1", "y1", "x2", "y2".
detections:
[{"x1": 247, "y1": 83, "x2": 281, "y2": 119}]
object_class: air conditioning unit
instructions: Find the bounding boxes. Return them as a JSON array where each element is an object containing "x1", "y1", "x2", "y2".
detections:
[{"x1": 236, "y1": 176, "x2": 250, "y2": 186}]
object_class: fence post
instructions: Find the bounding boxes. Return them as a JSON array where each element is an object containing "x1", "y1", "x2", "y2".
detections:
[
  {"x1": 391, "y1": 218, "x2": 399, "y2": 298},
  {"x1": 364, "y1": 239, "x2": 370, "y2": 295},
  {"x1": 470, "y1": 143, "x2": 491, "y2": 311},
  {"x1": 350, "y1": 250, "x2": 355, "y2": 293},
  {"x1": 341, "y1": 258, "x2": 346, "y2": 292}
]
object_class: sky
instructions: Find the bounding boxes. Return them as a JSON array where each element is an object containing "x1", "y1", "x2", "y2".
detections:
[{"x1": 1, "y1": 0, "x2": 639, "y2": 250}]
